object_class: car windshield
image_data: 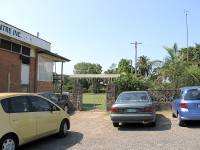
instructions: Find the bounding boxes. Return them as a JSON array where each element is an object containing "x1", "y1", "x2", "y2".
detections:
[
  {"x1": 185, "y1": 89, "x2": 200, "y2": 100},
  {"x1": 117, "y1": 92, "x2": 149, "y2": 102}
]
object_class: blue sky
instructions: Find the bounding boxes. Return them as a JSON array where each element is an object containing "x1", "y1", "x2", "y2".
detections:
[{"x1": 0, "y1": 0, "x2": 200, "y2": 74}]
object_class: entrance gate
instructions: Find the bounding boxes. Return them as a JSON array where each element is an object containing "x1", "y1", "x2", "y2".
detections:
[{"x1": 69, "y1": 74, "x2": 119, "y2": 112}]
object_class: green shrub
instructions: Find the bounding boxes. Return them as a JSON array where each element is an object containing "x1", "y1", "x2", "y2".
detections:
[{"x1": 115, "y1": 74, "x2": 150, "y2": 93}]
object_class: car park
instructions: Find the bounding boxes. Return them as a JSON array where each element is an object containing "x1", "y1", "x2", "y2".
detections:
[
  {"x1": 110, "y1": 91, "x2": 156, "y2": 127},
  {"x1": 0, "y1": 93, "x2": 70, "y2": 150},
  {"x1": 171, "y1": 86, "x2": 200, "y2": 126},
  {"x1": 38, "y1": 92, "x2": 73, "y2": 113}
]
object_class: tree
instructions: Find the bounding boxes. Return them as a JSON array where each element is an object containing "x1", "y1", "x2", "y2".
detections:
[
  {"x1": 117, "y1": 59, "x2": 132, "y2": 74},
  {"x1": 73, "y1": 62, "x2": 102, "y2": 93},
  {"x1": 115, "y1": 74, "x2": 150, "y2": 93},
  {"x1": 180, "y1": 43, "x2": 200, "y2": 64},
  {"x1": 104, "y1": 63, "x2": 117, "y2": 74},
  {"x1": 158, "y1": 43, "x2": 189, "y2": 88},
  {"x1": 137, "y1": 55, "x2": 151, "y2": 76},
  {"x1": 73, "y1": 62, "x2": 102, "y2": 74}
]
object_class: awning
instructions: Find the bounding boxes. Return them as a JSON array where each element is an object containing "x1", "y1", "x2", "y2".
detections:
[{"x1": 38, "y1": 50, "x2": 70, "y2": 62}]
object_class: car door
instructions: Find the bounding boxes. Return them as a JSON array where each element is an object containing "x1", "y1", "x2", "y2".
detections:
[
  {"x1": 28, "y1": 96, "x2": 60, "y2": 137},
  {"x1": 9, "y1": 96, "x2": 37, "y2": 142}
]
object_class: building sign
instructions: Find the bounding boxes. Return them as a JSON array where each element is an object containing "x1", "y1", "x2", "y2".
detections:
[{"x1": 0, "y1": 20, "x2": 51, "y2": 51}]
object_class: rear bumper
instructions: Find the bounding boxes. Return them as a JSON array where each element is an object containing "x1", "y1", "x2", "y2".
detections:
[
  {"x1": 110, "y1": 113, "x2": 156, "y2": 123},
  {"x1": 180, "y1": 110, "x2": 200, "y2": 121},
  {"x1": 180, "y1": 112, "x2": 200, "y2": 120}
]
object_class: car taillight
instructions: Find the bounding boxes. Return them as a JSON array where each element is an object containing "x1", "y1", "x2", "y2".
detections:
[
  {"x1": 144, "y1": 106, "x2": 153, "y2": 112},
  {"x1": 181, "y1": 101, "x2": 188, "y2": 109},
  {"x1": 111, "y1": 107, "x2": 119, "y2": 112}
]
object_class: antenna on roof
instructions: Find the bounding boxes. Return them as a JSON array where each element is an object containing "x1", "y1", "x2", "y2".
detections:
[{"x1": 37, "y1": 32, "x2": 40, "y2": 38}]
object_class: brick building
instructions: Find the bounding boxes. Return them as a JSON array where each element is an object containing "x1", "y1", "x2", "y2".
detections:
[{"x1": 0, "y1": 20, "x2": 70, "y2": 93}]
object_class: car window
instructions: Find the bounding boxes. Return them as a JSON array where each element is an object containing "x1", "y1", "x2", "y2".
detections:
[
  {"x1": 10, "y1": 96, "x2": 30, "y2": 113},
  {"x1": 29, "y1": 96, "x2": 51, "y2": 112},
  {"x1": 1, "y1": 98, "x2": 11, "y2": 113},
  {"x1": 49, "y1": 94, "x2": 59, "y2": 102},
  {"x1": 185, "y1": 89, "x2": 200, "y2": 100},
  {"x1": 117, "y1": 92, "x2": 150, "y2": 102}
]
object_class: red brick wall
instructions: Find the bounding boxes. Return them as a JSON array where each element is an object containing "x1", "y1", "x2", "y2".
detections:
[
  {"x1": 37, "y1": 81, "x2": 53, "y2": 92},
  {"x1": 29, "y1": 58, "x2": 36, "y2": 93},
  {"x1": 0, "y1": 49, "x2": 21, "y2": 92}
]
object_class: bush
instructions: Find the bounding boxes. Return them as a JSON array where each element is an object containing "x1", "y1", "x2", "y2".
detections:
[{"x1": 115, "y1": 74, "x2": 150, "y2": 93}]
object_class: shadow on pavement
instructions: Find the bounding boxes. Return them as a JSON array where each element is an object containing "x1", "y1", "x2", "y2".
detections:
[
  {"x1": 118, "y1": 114, "x2": 171, "y2": 131},
  {"x1": 21, "y1": 131, "x2": 83, "y2": 150},
  {"x1": 82, "y1": 103, "x2": 101, "y2": 111}
]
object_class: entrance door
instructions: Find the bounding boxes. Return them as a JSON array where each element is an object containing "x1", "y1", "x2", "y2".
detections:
[{"x1": 21, "y1": 63, "x2": 30, "y2": 92}]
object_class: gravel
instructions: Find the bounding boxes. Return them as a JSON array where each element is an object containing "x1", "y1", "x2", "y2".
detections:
[{"x1": 22, "y1": 111, "x2": 200, "y2": 150}]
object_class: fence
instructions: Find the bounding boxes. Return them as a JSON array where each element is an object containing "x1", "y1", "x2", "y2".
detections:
[{"x1": 69, "y1": 82, "x2": 177, "y2": 111}]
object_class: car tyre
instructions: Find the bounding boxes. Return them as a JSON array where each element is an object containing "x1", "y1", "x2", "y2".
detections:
[
  {"x1": 58, "y1": 120, "x2": 68, "y2": 137},
  {"x1": 113, "y1": 122, "x2": 119, "y2": 127},
  {"x1": 0, "y1": 135, "x2": 18, "y2": 150},
  {"x1": 178, "y1": 114, "x2": 186, "y2": 127}
]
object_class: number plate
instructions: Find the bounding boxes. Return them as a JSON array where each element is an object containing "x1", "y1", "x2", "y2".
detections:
[
  {"x1": 198, "y1": 104, "x2": 200, "y2": 108},
  {"x1": 126, "y1": 109, "x2": 136, "y2": 113}
]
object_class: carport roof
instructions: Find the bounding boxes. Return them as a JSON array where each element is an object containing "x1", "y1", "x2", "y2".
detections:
[{"x1": 69, "y1": 74, "x2": 119, "y2": 79}]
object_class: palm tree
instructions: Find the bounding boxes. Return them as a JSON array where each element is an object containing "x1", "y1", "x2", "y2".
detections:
[
  {"x1": 137, "y1": 55, "x2": 162, "y2": 77},
  {"x1": 159, "y1": 43, "x2": 187, "y2": 88}
]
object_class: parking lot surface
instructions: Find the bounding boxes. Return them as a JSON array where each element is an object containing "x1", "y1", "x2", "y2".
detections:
[{"x1": 22, "y1": 111, "x2": 200, "y2": 150}]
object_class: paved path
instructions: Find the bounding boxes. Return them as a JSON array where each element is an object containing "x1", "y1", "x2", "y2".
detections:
[{"x1": 22, "y1": 111, "x2": 200, "y2": 150}]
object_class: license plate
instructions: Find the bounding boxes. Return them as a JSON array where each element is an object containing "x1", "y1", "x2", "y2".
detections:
[
  {"x1": 198, "y1": 104, "x2": 200, "y2": 108},
  {"x1": 126, "y1": 109, "x2": 136, "y2": 113}
]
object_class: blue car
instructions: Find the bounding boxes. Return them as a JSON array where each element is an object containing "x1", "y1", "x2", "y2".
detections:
[{"x1": 172, "y1": 86, "x2": 200, "y2": 126}]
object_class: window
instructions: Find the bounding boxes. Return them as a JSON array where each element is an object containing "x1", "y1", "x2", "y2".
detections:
[
  {"x1": 10, "y1": 96, "x2": 30, "y2": 113},
  {"x1": 38, "y1": 55, "x2": 53, "y2": 81},
  {"x1": 29, "y1": 96, "x2": 51, "y2": 112},
  {"x1": 22, "y1": 46, "x2": 30, "y2": 56},
  {"x1": 185, "y1": 89, "x2": 200, "y2": 100},
  {"x1": 21, "y1": 56, "x2": 30, "y2": 64},
  {"x1": 117, "y1": 92, "x2": 150, "y2": 102},
  {"x1": 1, "y1": 98, "x2": 11, "y2": 113},
  {"x1": 12, "y1": 43, "x2": 21, "y2": 53},
  {"x1": 0, "y1": 39, "x2": 11, "y2": 50}
]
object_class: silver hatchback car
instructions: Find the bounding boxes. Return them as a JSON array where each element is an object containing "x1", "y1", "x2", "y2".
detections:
[{"x1": 110, "y1": 91, "x2": 156, "y2": 127}]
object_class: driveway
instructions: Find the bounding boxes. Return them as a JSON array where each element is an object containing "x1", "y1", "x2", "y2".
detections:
[{"x1": 22, "y1": 111, "x2": 200, "y2": 150}]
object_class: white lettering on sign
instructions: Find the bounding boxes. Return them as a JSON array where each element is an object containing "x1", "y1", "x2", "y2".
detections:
[{"x1": 0, "y1": 20, "x2": 51, "y2": 51}]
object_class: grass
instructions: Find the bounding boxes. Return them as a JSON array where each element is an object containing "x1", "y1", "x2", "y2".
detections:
[{"x1": 82, "y1": 93, "x2": 106, "y2": 111}]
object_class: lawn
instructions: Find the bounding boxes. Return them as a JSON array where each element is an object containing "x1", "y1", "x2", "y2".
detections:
[{"x1": 82, "y1": 93, "x2": 106, "y2": 111}]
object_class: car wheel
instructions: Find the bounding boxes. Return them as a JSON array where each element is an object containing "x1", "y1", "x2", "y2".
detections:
[
  {"x1": 113, "y1": 122, "x2": 119, "y2": 127},
  {"x1": 0, "y1": 135, "x2": 18, "y2": 150},
  {"x1": 64, "y1": 105, "x2": 69, "y2": 113},
  {"x1": 58, "y1": 120, "x2": 68, "y2": 137},
  {"x1": 178, "y1": 114, "x2": 186, "y2": 127}
]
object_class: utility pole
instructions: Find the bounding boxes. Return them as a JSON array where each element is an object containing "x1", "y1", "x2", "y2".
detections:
[
  {"x1": 130, "y1": 41, "x2": 142, "y2": 75},
  {"x1": 184, "y1": 9, "x2": 189, "y2": 61}
]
